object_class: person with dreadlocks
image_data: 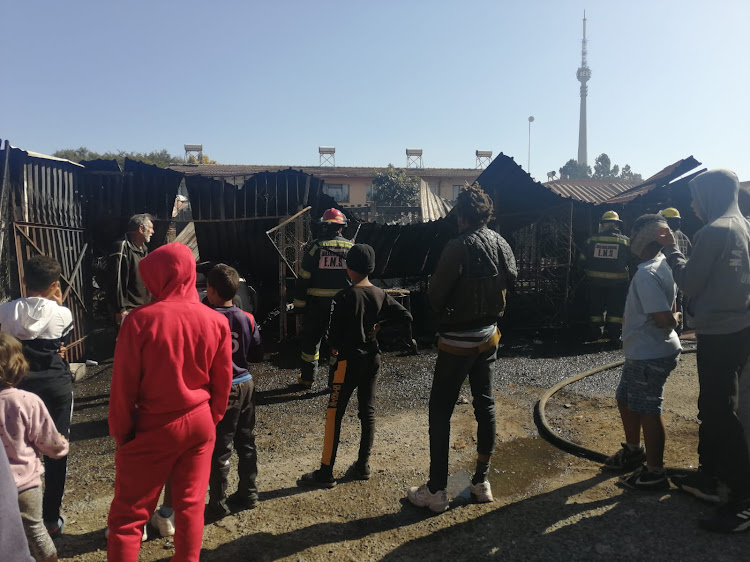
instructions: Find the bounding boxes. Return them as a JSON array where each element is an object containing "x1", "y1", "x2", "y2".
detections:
[{"x1": 407, "y1": 183, "x2": 517, "y2": 512}]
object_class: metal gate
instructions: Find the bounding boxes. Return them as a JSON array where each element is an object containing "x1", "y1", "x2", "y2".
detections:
[{"x1": 1, "y1": 142, "x2": 89, "y2": 361}]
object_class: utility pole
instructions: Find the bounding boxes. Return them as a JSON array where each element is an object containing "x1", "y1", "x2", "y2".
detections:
[{"x1": 528, "y1": 116, "x2": 535, "y2": 174}]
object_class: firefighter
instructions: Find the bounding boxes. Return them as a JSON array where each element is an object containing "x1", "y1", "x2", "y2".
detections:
[
  {"x1": 293, "y1": 208, "x2": 354, "y2": 389},
  {"x1": 660, "y1": 208, "x2": 692, "y2": 257},
  {"x1": 660, "y1": 207, "x2": 692, "y2": 334},
  {"x1": 580, "y1": 210, "x2": 631, "y2": 341}
]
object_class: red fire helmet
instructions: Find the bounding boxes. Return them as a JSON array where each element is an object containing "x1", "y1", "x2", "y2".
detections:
[{"x1": 321, "y1": 208, "x2": 347, "y2": 225}]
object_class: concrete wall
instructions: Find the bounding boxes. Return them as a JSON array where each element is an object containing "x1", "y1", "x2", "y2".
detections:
[{"x1": 421, "y1": 174, "x2": 480, "y2": 201}]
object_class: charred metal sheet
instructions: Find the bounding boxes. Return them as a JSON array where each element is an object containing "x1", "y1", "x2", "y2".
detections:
[
  {"x1": 605, "y1": 156, "x2": 701, "y2": 205},
  {"x1": 353, "y1": 217, "x2": 457, "y2": 279},
  {"x1": 183, "y1": 170, "x2": 326, "y2": 317},
  {"x1": 80, "y1": 158, "x2": 121, "y2": 172},
  {"x1": 475, "y1": 153, "x2": 575, "y2": 236},
  {"x1": 81, "y1": 158, "x2": 182, "y2": 255}
]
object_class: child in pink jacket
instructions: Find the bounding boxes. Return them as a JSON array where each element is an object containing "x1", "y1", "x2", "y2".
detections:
[{"x1": 0, "y1": 331, "x2": 69, "y2": 562}]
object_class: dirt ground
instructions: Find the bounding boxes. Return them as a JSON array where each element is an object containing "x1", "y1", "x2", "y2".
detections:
[{"x1": 53, "y1": 342, "x2": 750, "y2": 561}]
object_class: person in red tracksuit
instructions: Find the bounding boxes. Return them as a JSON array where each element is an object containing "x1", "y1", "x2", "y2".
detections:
[{"x1": 106, "y1": 242, "x2": 232, "y2": 562}]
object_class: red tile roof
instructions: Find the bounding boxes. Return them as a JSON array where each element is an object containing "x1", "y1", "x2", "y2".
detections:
[{"x1": 168, "y1": 164, "x2": 481, "y2": 180}]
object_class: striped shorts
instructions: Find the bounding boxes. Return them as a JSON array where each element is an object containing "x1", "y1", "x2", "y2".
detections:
[{"x1": 615, "y1": 352, "x2": 680, "y2": 415}]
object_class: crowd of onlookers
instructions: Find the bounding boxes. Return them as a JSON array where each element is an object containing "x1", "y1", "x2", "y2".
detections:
[{"x1": 1, "y1": 170, "x2": 749, "y2": 561}]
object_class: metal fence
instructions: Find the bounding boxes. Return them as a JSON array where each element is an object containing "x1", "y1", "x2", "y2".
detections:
[{"x1": 0, "y1": 145, "x2": 183, "y2": 360}]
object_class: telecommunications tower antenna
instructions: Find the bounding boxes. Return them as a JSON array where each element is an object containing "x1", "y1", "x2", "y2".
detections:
[{"x1": 576, "y1": 12, "x2": 591, "y2": 168}]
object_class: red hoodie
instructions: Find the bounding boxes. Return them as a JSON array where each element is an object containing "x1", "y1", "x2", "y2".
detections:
[{"x1": 108, "y1": 243, "x2": 232, "y2": 446}]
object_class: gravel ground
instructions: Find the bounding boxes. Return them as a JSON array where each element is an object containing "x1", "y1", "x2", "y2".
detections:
[{"x1": 52, "y1": 337, "x2": 750, "y2": 561}]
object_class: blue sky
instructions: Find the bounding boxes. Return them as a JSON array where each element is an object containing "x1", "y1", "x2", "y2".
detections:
[{"x1": 3, "y1": 1, "x2": 749, "y2": 181}]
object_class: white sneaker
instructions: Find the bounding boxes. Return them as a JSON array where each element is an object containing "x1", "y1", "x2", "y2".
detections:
[
  {"x1": 407, "y1": 484, "x2": 449, "y2": 513},
  {"x1": 470, "y1": 480, "x2": 494, "y2": 503},
  {"x1": 151, "y1": 510, "x2": 175, "y2": 537},
  {"x1": 105, "y1": 525, "x2": 148, "y2": 542}
]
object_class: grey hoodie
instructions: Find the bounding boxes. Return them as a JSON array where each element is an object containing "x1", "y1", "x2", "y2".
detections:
[{"x1": 663, "y1": 169, "x2": 750, "y2": 335}]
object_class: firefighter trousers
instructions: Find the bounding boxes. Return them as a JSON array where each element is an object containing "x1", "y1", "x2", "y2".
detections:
[
  {"x1": 587, "y1": 280, "x2": 628, "y2": 338},
  {"x1": 300, "y1": 297, "x2": 335, "y2": 383}
]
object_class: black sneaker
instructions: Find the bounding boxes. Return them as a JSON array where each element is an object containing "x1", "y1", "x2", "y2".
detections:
[
  {"x1": 700, "y1": 500, "x2": 750, "y2": 533},
  {"x1": 226, "y1": 491, "x2": 258, "y2": 511},
  {"x1": 204, "y1": 500, "x2": 230, "y2": 521},
  {"x1": 670, "y1": 469, "x2": 720, "y2": 503},
  {"x1": 602, "y1": 443, "x2": 646, "y2": 472},
  {"x1": 344, "y1": 462, "x2": 371, "y2": 481},
  {"x1": 618, "y1": 465, "x2": 670, "y2": 492},
  {"x1": 298, "y1": 469, "x2": 336, "y2": 489}
]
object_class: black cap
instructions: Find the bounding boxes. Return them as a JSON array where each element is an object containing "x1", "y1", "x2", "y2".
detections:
[{"x1": 346, "y1": 244, "x2": 376, "y2": 275}]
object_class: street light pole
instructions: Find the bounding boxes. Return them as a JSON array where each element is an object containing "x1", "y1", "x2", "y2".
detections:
[{"x1": 528, "y1": 116, "x2": 534, "y2": 175}]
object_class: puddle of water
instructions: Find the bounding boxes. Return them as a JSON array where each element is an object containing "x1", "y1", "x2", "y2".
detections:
[{"x1": 448, "y1": 437, "x2": 567, "y2": 504}]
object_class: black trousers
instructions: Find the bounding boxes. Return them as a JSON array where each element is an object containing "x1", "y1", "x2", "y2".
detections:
[
  {"x1": 696, "y1": 326, "x2": 750, "y2": 499},
  {"x1": 428, "y1": 344, "x2": 498, "y2": 491},
  {"x1": 320, "y1": 354, "x2": 381, "y2": 472},
  {"x1": 300, "y1": 297, "x2": 335, "y2": 382},
  {"x1": 209, "y1": 379, "x2": 257, "y2": 502},
  {"x1": 18, "y1": 378, "x2": 73, "y2": 526}
]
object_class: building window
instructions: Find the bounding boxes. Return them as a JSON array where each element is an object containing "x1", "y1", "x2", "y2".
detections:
[
  {"x1": 366, "y1": 183, "x2": 375, "y2": 202},
  {"x1": 323, "y1": 184, "x2": 350, "y2": 203},
  {"x1": 452, "y1": 185, "x2": 463, "y2": 200},
  {"x1": 429, "y1": 184, "x2": 438, "y2": 195}
]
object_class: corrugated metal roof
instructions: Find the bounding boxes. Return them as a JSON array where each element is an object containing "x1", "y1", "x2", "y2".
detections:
[
  {"x1": 169, "y1": 164, "x2": 480, "y2": 180},
  {"x1": 543, "y1": 179, "x2": 638, "y2": 204},
  {"x1": 419, "y1": 181, "x2": 453, "y2": 222},
  {"x1": 174, "y1": 222, "x2": 199, "y2": 260},
  {"x1": 14, "y1": 146, "x2": 84, "y2": 167},
  {"x1": 605, "y1": 156, "x2": 701, "y2": 205}
]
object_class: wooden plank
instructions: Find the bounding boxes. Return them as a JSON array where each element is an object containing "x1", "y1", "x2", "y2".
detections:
[
  {"x1": 62, "y1": 240, "x2": 88, "y2": 306},
  {"x1": 13, "y1": 226, "x2": 86, "y2": 309},
  {"x1": 0, "y1": 140, "x2": 11, "y2": 262}
]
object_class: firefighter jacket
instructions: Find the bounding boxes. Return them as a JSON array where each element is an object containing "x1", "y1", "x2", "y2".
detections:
[
  {"x1": 428, "y1": 225, "x2": 518, "y2": 330},
  {"x1": 580, "y1": 229, "x2": 630, "y2": 283},
  {"x1": 293, "y1": 233, "x2": 354, "y2": 308}
]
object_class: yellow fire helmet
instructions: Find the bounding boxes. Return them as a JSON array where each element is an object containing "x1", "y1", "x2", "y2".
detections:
[
  {"x1": 661, "y1": 207, "x2": 681, "y2": 219},
  {"x1": 600, "y1": 210, "x2": 622, "y2": 223}
]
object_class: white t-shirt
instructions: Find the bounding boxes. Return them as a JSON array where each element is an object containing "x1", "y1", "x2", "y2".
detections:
[{"x1": 622, "y1": 254, "x2": 682, "y2": 360}]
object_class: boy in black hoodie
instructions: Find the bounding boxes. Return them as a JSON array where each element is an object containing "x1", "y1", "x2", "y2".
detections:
[
  {"x1": 0, "y1": 255, "x2": 74, "y2": 538},
  {"x1": 299, "y1": 244, "x2": 413, "y2": 487}
]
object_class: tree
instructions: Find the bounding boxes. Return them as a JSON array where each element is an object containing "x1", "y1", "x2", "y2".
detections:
[
  {"x1": 593, "y1": 153, "x2": 614, "y2": 179},
  {"x1": 559, "y1": 155, "x2": 642, "y2": 182},
  {"x1": 371, "y1": 164, "x2": 419, "y2": 206},
  {"x1": 559, "y1": 159, "x2": 592, "y2": 180},
  {"x1": 619, "y1": 164, "x2": 643, "y2": 182},
  {"x1": 186, "y1": 152, "x2": 217, "y2": 165},
  {"x1": 53, "y1": 147, "x2": 192, "y2": 168}
]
